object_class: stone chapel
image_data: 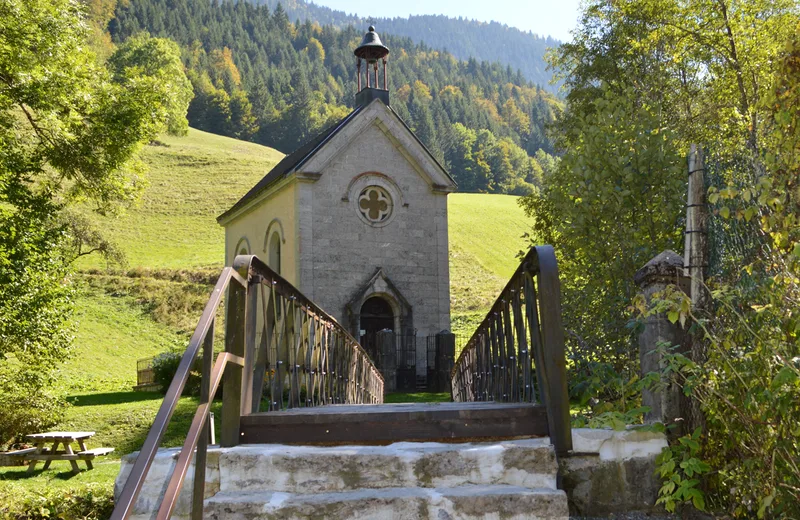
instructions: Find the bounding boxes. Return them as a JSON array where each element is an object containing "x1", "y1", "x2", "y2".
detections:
[{"x1": 217, "y1": 27, "x2": 456, "y2": 377}]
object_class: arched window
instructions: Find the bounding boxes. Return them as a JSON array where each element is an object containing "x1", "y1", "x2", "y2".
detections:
[
  {"x1": 234, "y1": 237, "x2": 251, "y2": 264},
  {"x1": 268, "y1": 232, "x2": 281, "y2": 275}
]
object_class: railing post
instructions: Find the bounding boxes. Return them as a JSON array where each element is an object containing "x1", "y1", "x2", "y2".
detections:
[
  {"x1": 221, "y1": 276, "x2": 246, "y2": 447},
  {"x1": 535, "y1": 246, "x2": 572, "y2": 455},
  {"x1": 435, "y1": 332, "x2": 455, "y2": 394},
  {"x1": 242, "y1": 278, "x2": 259, "y2": 415},
  {"x1": 634, "y1": 250, "x2": 690, "y2": 438}
]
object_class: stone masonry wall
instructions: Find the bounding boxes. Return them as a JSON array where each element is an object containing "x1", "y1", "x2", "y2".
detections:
[
  {"x1": 298, "y1": 115, "x2": 451, "y2": 337},
  {"x1": 560, "y1": 428, "x2": 668, "y2": 516}
]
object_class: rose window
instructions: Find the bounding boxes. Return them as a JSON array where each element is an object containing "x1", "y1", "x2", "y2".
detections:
[{"x1": 358, "y1": 186, "x2": 393, "y2": 223}]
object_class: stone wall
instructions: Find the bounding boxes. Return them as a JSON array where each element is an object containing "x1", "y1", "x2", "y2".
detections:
[
  {"x1": 299, "y1": 102, "x2": 452, "y2": 337},
  {"x1": 560, "y1": 428, "x2": 668, "y2": 516}
]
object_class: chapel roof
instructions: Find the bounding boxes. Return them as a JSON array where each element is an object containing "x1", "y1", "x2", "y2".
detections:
[
  {"x1": 217, "y1": 105, "x2": 364, "y2": 223},
  {"x1": 217, "y1": 101, "x2": 455, "y2": 223}
]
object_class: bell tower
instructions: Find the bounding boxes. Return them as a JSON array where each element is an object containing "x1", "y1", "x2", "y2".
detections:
[{"x1": 354, "y1": 26, "x2": 390, "y2": 107}]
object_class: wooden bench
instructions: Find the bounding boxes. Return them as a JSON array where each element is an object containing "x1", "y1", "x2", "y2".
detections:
[
  {"x1": 6, "y1": 447, "x2": 41, "y2": 458},
  {"x1": 0, "y1": 447, "x2": 41, "y2": 467},
  {"x1": 77, "y1": 447, "x2": 115, "y2": 466}
]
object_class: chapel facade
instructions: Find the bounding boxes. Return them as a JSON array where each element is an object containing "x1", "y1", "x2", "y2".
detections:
[{"x1": 217, "y1": 27, "x2": 456, "y2": 379}]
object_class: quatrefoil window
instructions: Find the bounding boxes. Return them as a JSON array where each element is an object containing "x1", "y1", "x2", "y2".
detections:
[{"x1": 358, "y1": 186, "x2": 393, "y2": 223}]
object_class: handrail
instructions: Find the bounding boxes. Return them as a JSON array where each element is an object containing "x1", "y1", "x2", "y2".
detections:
[
  {"x1": 111, "y1": 267, "x2": 238, "y2": 520},
  {"x1": 241, "y1": 254, "x2": 381, "y2": 378},
  {"x1": 451, "y1": 245, "x2": 572, "y2": 454},
  {"x1": 111, "y1": 255, "x2": 385, "y2": 520},
  {"x1": 236, "y1": 255, "x2": 384, "y2": 412},
  {"x1": 156, "y1": 352, "x2": 240, "y2": 520}
]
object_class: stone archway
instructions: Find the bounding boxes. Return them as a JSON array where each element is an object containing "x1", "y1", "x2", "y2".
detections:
[{"x1": 346, "y1": 268, "x2": 412, "y2": 339}]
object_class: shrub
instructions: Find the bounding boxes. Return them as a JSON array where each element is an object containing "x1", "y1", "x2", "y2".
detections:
[
  {"x1": 151, "y1": 352, "x2": 201, "y2": 396},
  {"x1": 0, "y1": 364, "x2": 67, "y2": 449},
  {"x1": 0, "y1": 483, "x2": 113, "y2": 520}
]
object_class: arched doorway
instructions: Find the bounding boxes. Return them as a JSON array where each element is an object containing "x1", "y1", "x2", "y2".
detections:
[{"x1": 359, "y1": 296, "x2": 393, "y2": 364}]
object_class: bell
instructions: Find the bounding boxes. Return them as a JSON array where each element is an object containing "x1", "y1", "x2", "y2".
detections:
[{"x1": 354, "y1": 26, "x2": 389, "y2": 62}]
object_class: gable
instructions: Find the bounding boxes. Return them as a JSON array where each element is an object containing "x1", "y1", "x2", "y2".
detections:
[
  {"x1": 300, "y1": 100, "x2": 457, "y2": 192},
  {"x1": 217, "y1": 100, "x2": 456, "y2": 225}
]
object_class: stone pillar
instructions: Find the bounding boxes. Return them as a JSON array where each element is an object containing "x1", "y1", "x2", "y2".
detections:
[
  {"x1": 377, "y1": 330, "x2": 396, "y2": 393},
  {"x1": 633, "y1": 251, "x2": 690, "y2": 435},
  {"x1": 434, "y1": 332, "x2": 455, "y2": 394}
]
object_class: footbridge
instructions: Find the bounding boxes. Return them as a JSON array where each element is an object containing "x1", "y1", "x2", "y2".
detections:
[{"x1": 111, "y1": 245, "x2": 572, "y2": 520}]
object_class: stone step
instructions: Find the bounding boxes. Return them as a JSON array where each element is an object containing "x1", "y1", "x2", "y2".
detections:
[
  {"x1": 116, "y1": 439, "x2": 561, "y2": 518},
  {"x1": 204, "y1": 485, "x2": 569, "y2": 520},
  {"x1": 219, "y1": 439, "x2": 558, "y2": 494}
]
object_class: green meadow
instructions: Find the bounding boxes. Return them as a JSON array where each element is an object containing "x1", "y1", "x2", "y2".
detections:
[{"x1": 76, "y1": 128, "x2": 284, "y2": 271}]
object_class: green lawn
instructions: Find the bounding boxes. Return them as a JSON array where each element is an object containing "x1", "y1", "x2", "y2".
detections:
[
  {"x1": 0, "y1": 389, "x2": 224, "y2": 519},
  {"x1": 0, "y1": 460, "x2": 118, "y2": 519},
  {"x1": 62, "y1": 286, "x2": 184, "y2": 392},
  {"x1": 384, "y1": 392, "x2": 451, "y2": 404},
  {"x1": 59, "y1": 392, "x2": 223, "y2": 458}
]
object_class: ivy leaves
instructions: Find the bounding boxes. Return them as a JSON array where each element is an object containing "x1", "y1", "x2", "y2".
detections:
[{"x1": 656, "y1": 428, "x2": 710, "y2": 513}]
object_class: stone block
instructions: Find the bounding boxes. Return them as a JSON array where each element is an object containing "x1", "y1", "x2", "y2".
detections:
[
  {"x1": 560, "y1": 428, "x2": 668, "y2": 516},
  {"x1": 116, "y1": 439, "x2": 565, "y2": 519},
  {"x1": 114, "y1": 447, "x2": 221, "y2": 520},
  {"x1": 205, "y1": 486, "x2": 567, "y2": 520},
  {"x1": 560, "y1": 455, "x2": 663, "y2": 516}
]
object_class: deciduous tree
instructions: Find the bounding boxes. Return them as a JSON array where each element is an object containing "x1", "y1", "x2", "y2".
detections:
[{"x1": 0, "y1": 0, "x2": 191, "y2": 445}]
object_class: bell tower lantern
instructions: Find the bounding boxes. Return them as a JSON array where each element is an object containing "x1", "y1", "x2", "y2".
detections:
[{"x1": 354, "y1": 26, "x2": 390, "y2": 107}]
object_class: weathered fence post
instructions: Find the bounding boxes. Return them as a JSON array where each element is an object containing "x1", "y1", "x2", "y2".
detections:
[
  {"x1": 434, "y1": 331, "x2": 455, "y2": 393},
  {"x1": 634, "y1": 250, "x2": 690, "y2": 436},
  {"x1": 683, "y1": 145, "x2": 709, "y2": 436},
  {"x1": 377, "y1": 330, "x2": 396, "y2": 393},
  {"x1": 684, "y1": 145, "x2": 709, "y2": 314}
]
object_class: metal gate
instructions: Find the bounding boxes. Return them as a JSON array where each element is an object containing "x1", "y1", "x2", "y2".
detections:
[{"x1": 396, "y1": 335, "x2": 417, "y2": 392}]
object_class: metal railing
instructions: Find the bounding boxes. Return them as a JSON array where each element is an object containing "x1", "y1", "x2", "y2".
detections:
[
  {"x1": 451, "y1": 245, "x2": 572, "y2": 454},
  {"x1": 111, "y1": 255, "x2": 384, "y2": 520}
]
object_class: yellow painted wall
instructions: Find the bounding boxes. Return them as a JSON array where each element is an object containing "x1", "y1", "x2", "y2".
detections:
[{"x1": 223, "y1": 179, "x2": 299, "y2": 286}]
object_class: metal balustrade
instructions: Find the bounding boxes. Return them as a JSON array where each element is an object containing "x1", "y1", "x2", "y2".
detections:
[
  {"x1": 451, "y1": 245, "x2": 572, "y2": 454},
  {"x1": 111, "y1": 255, "x2": 384, "y2": 520}
]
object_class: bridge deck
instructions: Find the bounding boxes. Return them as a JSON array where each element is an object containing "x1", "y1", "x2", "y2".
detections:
[{"x1": 240, "y1": 401, "x2": 549, "y2": 445}]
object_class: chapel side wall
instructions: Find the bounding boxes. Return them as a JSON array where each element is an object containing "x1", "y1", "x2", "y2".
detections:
[
  {"x1": 306, "y1": 129, "x2": 451, "y2": 337},
  {"x1": 223, "y1": 181, "x2": 299, "y2": 287},
  {"x1": 435, "y1": 193, "x2": 451, "y2": 332}
]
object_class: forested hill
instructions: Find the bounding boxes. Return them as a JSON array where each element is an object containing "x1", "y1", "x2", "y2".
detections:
[
  {"x1": 255, "y1": 0, "x2": 559, "y2": 90},
  {"x1": 109, "y1": 0, "x2": 561, "y2": 195}
]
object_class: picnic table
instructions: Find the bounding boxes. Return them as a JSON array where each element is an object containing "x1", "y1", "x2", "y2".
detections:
[{"x1": 10, "y1": 431, "x2": 114, "y2": 474}]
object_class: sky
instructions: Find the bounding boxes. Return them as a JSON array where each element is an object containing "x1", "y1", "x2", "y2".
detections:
[{"x1": 310, "y1": 0, "x2": 582, "y2": 42}]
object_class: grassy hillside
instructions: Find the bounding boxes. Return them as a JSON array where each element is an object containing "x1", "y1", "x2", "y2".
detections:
[
  {"x1": 77, "y1": 128, "x2": 283, "y2": 270},
  {"x1": 62, "y1": 286, "x2": 184, "y2": 392},
  {"x1": 448, "y1": 193, "x2": 533, "y2": 338}
]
